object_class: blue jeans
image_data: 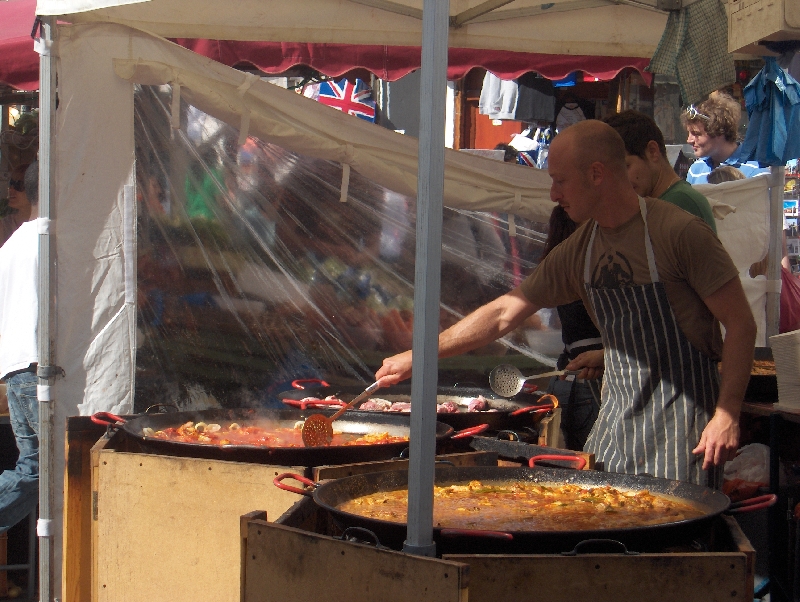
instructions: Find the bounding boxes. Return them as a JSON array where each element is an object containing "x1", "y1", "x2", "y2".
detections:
[
  {"x1": 0, "y1": 371, "x2": 39, "y2": 533},
  {"x1": 547, "y1": 376, "x2": 601, "y2": 452}
]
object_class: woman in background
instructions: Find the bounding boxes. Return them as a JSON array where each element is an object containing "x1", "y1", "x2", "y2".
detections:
[{"x1": 540, "y1": 205, "x2": 603, "y2": 451}]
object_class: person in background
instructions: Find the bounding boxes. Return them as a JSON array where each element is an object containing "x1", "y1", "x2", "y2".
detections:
[
  {"x1": 683, "y1": 91, "x2": 769, "y2": 184},
  {"x1": 494, "y1": 143, "x2": 519, "y2": 163},
  {"x1": 0, "y1": 161, "x2": 41, "y2": 533},
  {"x1": 541, "y1": 205, "x2": 602, "y2": 450},
  {"x1": 605, "y1": 110, "x2": 717, "y2": 232},
  {"x1": 1, "y1": 164, "x2": 32, "y2": 247},
  {"x1": 377, "y1": 120, "x2": 756, "y2": 486},
  {"x1": 707, "y1": 165, "x2": 747, "y2": 185}
]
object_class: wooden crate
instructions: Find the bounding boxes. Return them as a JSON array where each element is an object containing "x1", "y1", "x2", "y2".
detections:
[
  {"x1": 444, "y1": 516, "x2": 755, "y2": 602},
  {"x1": 241, "y1": 509, "x2": 469, "y2": 602},
  {"x1": 242, "y1": 500, "x2": 755, "y2": 602},
  {"x1": 727, "y1": 0, "x2": 800, "y2": 54},
  {"x1": 91, "y1": 431, "x2": 305, "y2": 602}
]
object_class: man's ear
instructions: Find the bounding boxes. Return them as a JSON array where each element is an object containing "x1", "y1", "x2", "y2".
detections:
[
  {"x1": 645, "y1": 140, "x2": 662, "y2": 163},
  {"x1": 588, "y1": 161, "x2": 605, "y2": 185}
]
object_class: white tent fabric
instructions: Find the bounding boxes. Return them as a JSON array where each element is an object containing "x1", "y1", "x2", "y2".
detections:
[
  {"x1": 698, "y1": 174, "x2": 773, "y2": 346},
  {"x1": 38, "y1": 0, "x2": 668, "y2": 58}
]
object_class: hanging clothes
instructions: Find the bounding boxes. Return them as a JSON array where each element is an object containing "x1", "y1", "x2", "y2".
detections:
[
  {"x1": 478, "y1": 72, "x2": 518, "y2": 120},
  {"x1": 514, "y1": 73, "x2": 556, "y2": 123},
  {"x1": 555, "y1": 102, "x2": 586, "y2": 131}
]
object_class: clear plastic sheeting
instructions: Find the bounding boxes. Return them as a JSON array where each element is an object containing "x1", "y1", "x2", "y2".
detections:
[{"x1": 134, "y1": 84, "x2": 554, "y2": 411}]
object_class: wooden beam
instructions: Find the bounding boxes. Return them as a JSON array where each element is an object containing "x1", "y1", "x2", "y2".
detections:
[
  {"x1": 467, "y1": 0, "x2": 664, "y2": 22},
  {"x1": 451, "y1": 0, "x2": 515, "y2": 27},
  {"x1": 468, "y1": 0, "x2": 616, "y2": 22},
  {"x1": 348, "y1": 0, "x2": 424, "y2": 20}
]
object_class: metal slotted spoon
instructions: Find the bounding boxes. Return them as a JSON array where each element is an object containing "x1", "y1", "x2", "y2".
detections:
[
  {"x1": 301, "y1": 380, "x2": 382, "y2": 447},
  {"x1": 488, "y1": 364, "x2": 578, "y2": 398}
]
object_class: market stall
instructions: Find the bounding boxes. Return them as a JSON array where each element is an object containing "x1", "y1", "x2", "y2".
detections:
[{"x1": 4, "y1": 0, "x2": 779, "y2": 599}]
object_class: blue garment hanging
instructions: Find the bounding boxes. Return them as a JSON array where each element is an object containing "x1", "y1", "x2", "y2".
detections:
[{"x1": 739, "y1": 56, "x2": 800, "y2": 167}]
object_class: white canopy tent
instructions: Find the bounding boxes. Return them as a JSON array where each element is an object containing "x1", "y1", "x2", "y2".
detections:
[
  {"x1": 39, "y1": 0, "x2": 669, "y2": 57},
  {"x1": 26, "y1": 1, "x2": 775, "y2": 599}
]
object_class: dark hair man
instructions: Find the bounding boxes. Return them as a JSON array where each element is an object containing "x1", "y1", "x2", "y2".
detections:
[{"x1": 605, "y1": 110, "x2": 716, "y2": 232}]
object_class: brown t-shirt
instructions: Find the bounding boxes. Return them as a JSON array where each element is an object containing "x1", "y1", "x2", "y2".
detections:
[{"x1": 520, "y1": 197, "x2": 738, "y2": 359}]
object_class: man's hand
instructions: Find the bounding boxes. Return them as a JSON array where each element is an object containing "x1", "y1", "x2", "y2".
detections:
[
  {"x1": 692, "y1": 409, "x2": 740, "y2": 470},
  {"x1": 564, "y1": 349, "x2": 605, "y2": 380},
  {"x1": 375, "y1": 350, "x2": 413, "y2": 386},
  {"x1": 697, "y1": 276, "x2": 755, "y2": 470}
]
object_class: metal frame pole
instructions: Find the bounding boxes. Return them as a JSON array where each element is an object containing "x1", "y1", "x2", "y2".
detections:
[
  {"x1": 766, "y1": 165, "x2": 784, "y2": 341},
  {"x1": 37, "y1": 15, "x2": 57, "y2": 602},
  {"x1": 403, "y1": 0, "x2": 449, "y2": 557}
]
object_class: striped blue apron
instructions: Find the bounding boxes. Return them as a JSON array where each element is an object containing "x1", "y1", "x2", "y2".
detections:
[{"x1": 583, "y1": 198, "x2": 721, "y2": 487}]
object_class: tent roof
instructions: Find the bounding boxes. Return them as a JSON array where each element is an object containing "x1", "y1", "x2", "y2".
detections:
[
  {"x1": 178, "y1": 40, "x2": 653, "y2": 83},
  {"x1": 38, "y1": 0, "x2": 669, "y2": 58},
  {"x1": 3, "y1": 0, "x2": 656, "y2": 91},
  {"x1": 0, "y1": 0, "x2": 39, "y2": 91}
]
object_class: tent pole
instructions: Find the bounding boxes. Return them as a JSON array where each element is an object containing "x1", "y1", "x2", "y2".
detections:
[
  {"x1": 37, "y1": 15, "x2": 57, "y2": 602},
  {"x1": 403, "y1": 0, "x2": 449, "y2": 557},
  {"x1": 766, "y1": 165, "x2": 784, "y2": 341}
]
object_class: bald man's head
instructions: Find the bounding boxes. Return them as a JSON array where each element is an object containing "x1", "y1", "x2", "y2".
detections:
[{"x1": 552, "y1": 120, "x2": 628, "y2": 178}]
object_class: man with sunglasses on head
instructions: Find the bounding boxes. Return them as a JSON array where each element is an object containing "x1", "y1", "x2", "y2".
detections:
[
  {"x1": 683, "y1": 91, "x2": 769, "y2": 184},
  {"x1": 606, "y1": 110, "x2": 716, "y2": 232},
  {"x1": 1, "y1": 164, "x2": 33, "y2": 247}
]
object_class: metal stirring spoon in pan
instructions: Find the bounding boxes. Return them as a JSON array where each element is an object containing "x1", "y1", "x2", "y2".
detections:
[
  {"x1": 489, "y1": 364, "x2": 579, "y2": 398},
  {"x1": 301, "y1": 380, "x2": 383, "y2": 447}
]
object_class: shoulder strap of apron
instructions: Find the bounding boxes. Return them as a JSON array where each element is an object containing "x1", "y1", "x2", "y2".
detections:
[{"x1": 583, "y1": 197, "x2": 659, "y2": 285}]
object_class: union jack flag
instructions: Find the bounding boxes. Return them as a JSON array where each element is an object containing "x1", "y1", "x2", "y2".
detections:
[
  {"x1": 317, "y1": 78, "x2": 376, "y2": 122},
  {"x1": 517, "y1": 151, "x2": 536, "y2": 167}
]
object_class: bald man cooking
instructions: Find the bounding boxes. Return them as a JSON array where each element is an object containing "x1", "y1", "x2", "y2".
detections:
[{"x1": 377, "y1": 120, "x2": 756, "y2": 487}]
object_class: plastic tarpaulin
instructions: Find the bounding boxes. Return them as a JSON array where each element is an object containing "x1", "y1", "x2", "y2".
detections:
[
  {"x1": 109, "y1": 44, "x2": 557, "y2": 222},
  {"x1": 53, "y1": 21, "x2": 555, "y2": 418},
  {"x1": 132, "y1": 84, "x2": 555, "y2": 411}
]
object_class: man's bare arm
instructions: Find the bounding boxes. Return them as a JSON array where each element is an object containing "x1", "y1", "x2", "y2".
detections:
[
  {"x1": 693, "y1": 276, "x2": 756, "y2": 469},
  {"x1": 376, "y1": 287, "x2": 540, "y2": 385}
]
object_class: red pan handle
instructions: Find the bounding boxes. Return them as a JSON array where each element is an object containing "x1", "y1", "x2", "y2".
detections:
[
  {"x1": 291, "y1": 379, "x2": 330, "y2": 390},
  {"x1": 529, "y1": 455, "x2": 587, "y2": 470},
  {"x1": 509, "y1": 405, "x2": 555, "y2": 417},
  {"x1": 282, "y1": 398, "x2": 345, "y2": 410},
  {"x1": 90, "y1": 412, "x2": 127, "y2": 426},
  {"x1": 273, "y1": 472, "x2": 317, "y2": 496},
  {"x1": 510, "y1": 394, "x2": 559, "y2": 417},
  {"x1": 451, "y1": 424, "x2": 490, "y2": 439},
  {"x1": 727, "y1": 493, "x2": 777, "y2": 514},
  {"x1": 440, "y1": 529, "x2": 514, "y2": 541}
]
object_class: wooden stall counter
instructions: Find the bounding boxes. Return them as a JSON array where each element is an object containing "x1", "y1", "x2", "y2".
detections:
[
  {"x1": 63, "y1": 416, "x2": 503, "y2": 602},
  {"x1": 241, "y1": 497, "x2": 756, "y2": 602}
]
